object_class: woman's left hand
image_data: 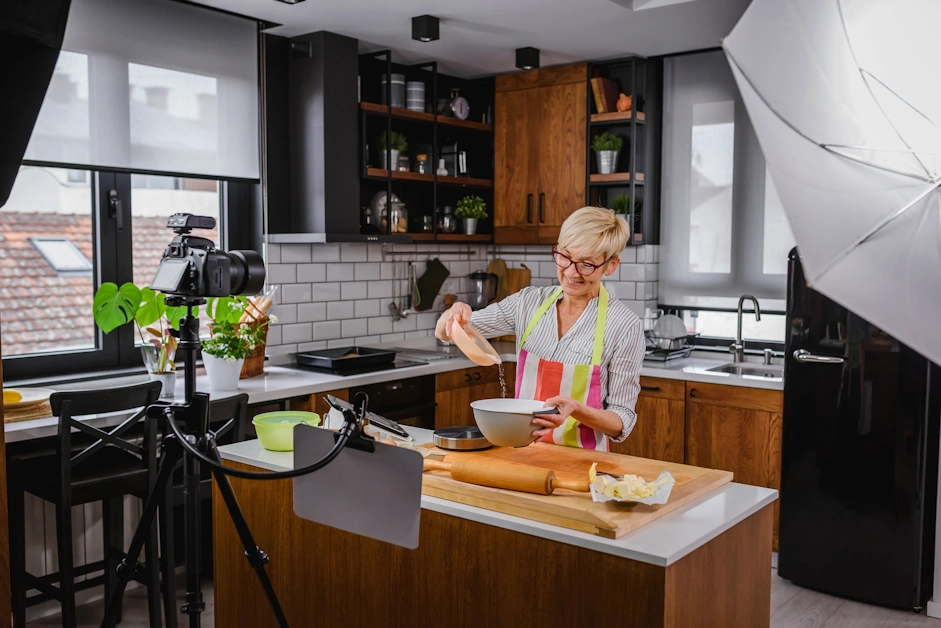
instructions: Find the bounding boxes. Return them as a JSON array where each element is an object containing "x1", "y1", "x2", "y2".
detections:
[{"x1": 532, "y1": 396, "x2": 581, "y2": 437}]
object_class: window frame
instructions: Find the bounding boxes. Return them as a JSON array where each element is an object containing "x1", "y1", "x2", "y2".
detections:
[{"x1": 2, "y1": 168, "x2": 258, "y2": 382}]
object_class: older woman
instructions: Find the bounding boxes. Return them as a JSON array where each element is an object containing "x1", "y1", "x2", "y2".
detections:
[{"x1": 435, "y1": 207, "x2": 645, "y2": 451}]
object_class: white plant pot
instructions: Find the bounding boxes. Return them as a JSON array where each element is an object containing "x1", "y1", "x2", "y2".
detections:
[
  {"x1": 148, "y1": 372, "x2": 176, "y2": 400},
  {"x1": 462, "y1": 218, "x2": 478, "y2": 235},
  {"x1": 202, "y1": 353, "x2": 244, "y2": 392}
]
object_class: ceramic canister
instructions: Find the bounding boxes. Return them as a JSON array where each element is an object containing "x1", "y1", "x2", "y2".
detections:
[
  {"x1": 381, "y1": 73, "x2": 406, "y2": 109},
  {"x1": 406, "y1": 81, "x2": 425, "y2": 112}
]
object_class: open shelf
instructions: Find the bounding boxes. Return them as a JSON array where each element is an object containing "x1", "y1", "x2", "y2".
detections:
[
  {"x1": 365, "y1": 168, "x2": 492, "y2": 188},
  {"x1": 360, "y1": 102, "x2": 493, "y2": 132},
  {"x1": 404, "y1": 232, "x2": 492, "y2": 242},
  {"x1": 437, "y1": 174, "x2": 493, "y2": 188},
  {"x1": 590, "y1": 111, "x2": 646, "y2": 125},
  {"x1": 589, "y1": 172, "x2": 645, "y2": 185}
]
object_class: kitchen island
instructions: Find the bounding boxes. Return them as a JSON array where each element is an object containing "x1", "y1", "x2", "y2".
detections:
[{"x1": 213, "y1": 426, "x2": 777, "y2": 627}]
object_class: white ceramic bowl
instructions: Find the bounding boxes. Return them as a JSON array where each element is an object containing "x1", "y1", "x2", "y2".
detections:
[{"x1": 470, "y1": 398, "x2": 554, "y2": 448}]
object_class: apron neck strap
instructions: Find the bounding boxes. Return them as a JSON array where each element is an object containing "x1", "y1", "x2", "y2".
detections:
[{"x1": 518, "y1": 285, "x2": 610, "y2": 366}]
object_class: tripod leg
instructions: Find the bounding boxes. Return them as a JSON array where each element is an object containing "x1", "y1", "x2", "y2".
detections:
[
  {"x1": 182, "y1": 447, "x2": 205, "y2": 628},
  {"x1": 207, "y1": 442, "x2": 290, "y2": 628},
  {"x1": 100, "y1": 438, "x2": 182, "y2": 628}
]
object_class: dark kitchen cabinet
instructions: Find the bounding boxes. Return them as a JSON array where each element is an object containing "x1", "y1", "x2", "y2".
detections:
[
  {"x1": 494, "y1": 64, "x2": 587, "y2": 245},
  {"x1": 435, "y1": 364, "x2": 516, "y2": 429}
]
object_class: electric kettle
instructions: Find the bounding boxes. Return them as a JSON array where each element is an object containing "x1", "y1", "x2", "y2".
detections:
[{"x1": 467, "y1": 271, "x2": 499, "y2": 310}]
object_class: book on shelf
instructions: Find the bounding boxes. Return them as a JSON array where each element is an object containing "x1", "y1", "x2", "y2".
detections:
[{"x1": 590, "y1": 77, "x2": 619, "y2": 114}]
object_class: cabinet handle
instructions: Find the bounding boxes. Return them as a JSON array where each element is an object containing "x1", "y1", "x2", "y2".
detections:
[
  {"x1": 689, "y1": 388, "x2": 697, "y2": 398},
  {"x1": 527, "y1": 194, "x2": 533, "y2": 224},
  {"x1": 474, "y1": 372, "x2": 481, "y2": 380},
  {"x1": 464, "y1": 373, "x2": 472, "y2": 383},
  {"x1": 640, "y1": 385, "x2": 660, "y2": 392},
  {"x1": 539, "y1": 193, "x2": 545, "y2": 223}
]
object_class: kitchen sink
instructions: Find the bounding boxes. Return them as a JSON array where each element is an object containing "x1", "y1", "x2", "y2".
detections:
[{"x1": 705, "y1": 363, "x2": 784, "y2": 380}]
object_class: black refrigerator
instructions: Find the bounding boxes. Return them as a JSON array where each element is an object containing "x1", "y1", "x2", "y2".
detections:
[{"x1": 778, "y1": 250, "x2": 941, "y2": 610}]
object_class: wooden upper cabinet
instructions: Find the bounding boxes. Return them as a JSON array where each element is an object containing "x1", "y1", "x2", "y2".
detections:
[{"x1": 494, "y1": 64, "x2": 588, "y2": 245}]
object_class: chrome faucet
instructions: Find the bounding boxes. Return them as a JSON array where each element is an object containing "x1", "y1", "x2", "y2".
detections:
[{"x1": 730, "y1": 295, "x2": 761, "y2": 363}]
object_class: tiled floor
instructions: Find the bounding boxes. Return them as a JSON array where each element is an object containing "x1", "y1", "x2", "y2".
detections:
[{"x1": 30, "y1": 568, "x2": 941, "y2": 627}]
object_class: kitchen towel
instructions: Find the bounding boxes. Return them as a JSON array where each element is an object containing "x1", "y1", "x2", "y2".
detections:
[{"x1": 414, "y1": 258, "x2": 450, "y2": 311}]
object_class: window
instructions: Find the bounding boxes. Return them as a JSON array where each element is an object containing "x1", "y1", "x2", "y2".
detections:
[
  {"x1": 660, "y1": 50, "x2": 796, "y2": 342},
  {"x1": 30, "y1": 238, "x2": 93, "y2": 273}
]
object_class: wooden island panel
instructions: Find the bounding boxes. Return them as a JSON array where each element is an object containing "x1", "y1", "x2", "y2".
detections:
[{"x1": 214, "y1": 460, "x2": 772, "y2": 627}]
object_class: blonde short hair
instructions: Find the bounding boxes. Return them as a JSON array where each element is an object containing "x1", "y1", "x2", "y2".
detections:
[{"x1": 557, "y1": 207, "x2": 630, "y2": 261}]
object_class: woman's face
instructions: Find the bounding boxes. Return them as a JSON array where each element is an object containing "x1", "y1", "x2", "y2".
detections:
[{"x1": 554, "y1": 245, "x2": 620, "y2": 299}]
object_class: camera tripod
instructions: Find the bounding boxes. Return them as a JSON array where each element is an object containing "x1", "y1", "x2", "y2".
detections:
[{"x1": 100, "y1": 299, "x2": 288, "y2": 628}]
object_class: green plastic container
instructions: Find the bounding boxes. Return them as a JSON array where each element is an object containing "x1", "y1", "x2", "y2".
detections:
[{"x1": 252, "y1": 411, "x2": 321, "y2": 452}]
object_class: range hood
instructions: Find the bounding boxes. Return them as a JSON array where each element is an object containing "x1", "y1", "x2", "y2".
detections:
[{"x1": 265, "y1": 31, "x2": 409, "y2": 244}]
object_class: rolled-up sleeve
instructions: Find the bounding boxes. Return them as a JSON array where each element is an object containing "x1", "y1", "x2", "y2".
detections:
[{"x1": 603, "y1": 319, "x2": 645, "y2": 443}]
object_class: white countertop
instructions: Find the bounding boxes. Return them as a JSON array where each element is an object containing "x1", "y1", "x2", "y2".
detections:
[
  {"x1": 5, "y1": 338, "x2": 781, "y2": 443},
  {"x1": 218, "y1": 425, "x2": 778, "y2": 567}
]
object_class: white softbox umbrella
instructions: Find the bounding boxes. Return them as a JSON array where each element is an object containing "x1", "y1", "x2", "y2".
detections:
[{"x1": 723, "y1": 0, "x2": 941, "y2": 365}]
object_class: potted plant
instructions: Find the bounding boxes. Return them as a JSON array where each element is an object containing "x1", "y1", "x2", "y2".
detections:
[
  {"x1": 610, "y1": 194, "x2": 641, "y2": 216},
  {"x1": 455, "y1": 195, "x2": 488, "y2": 235},
  {"x1": 592, "y1": 131, "x2": 623, "y2": 175},
  {"x1": 376, "y1": 130, "x2": 407, "y2": 170},
  {"x1": 92, "y1": 283, "x2": 188, "y2": 399},
  {"x1": 201, "y1": 296, "x2": 276, "y2": 391}
]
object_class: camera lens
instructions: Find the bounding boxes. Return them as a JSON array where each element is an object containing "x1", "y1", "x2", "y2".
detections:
[{"x1": 227, "y1": 250, "x2": 266, "y2": 295}]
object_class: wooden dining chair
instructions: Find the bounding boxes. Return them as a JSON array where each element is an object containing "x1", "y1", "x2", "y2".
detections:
[
  {"x1": 7, "y1": 381, "x2": 166, "y2": 628},
  {"x1": 158, "y1": 393, "x2": 250, "y2": 628}
]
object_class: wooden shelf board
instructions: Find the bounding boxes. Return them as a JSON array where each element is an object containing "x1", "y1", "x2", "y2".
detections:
[
  {"x1": 437, "y1": 234, "x2": 492, "y2": 242},
  {"x1": 590, "y1": 111, "x2": 646, "y2": 124},
  {"x1": 589, "y1": 172, "x2": 645, "y2": 184},
  {"x1": 437, "y1": 175, "x2": 493, "y2": 188},
  {"x1": 410, "y1": 233, "x2": 436, "y2": 241},
  {"x1": 360, "y1": 102, "x2": 493, "y2": 132},
  {"x1": 365, "y1": 168, "x2": 434, "y2": 183}
]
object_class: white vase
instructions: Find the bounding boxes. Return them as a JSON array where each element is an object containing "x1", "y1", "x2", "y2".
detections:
[
  {"x1": 202, "y1": 353, "x2": 244, "y2": 392},
  {"x1": 148, "y1": 372, "x2": 176, "y2": 400}
]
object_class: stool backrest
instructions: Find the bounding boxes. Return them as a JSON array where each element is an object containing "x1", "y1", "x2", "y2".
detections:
[
  {"x1": 208, "y1": 393, "x2": 250, "y2": 445},
  {"x1": 50, "y1": 381, "x2": 163, "y2": 478}
]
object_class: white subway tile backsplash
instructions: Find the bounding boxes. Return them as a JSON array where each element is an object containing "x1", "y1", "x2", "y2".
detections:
[
  {"x1": 270, "y1": 304, "x2": 297, "y2": 325},
  {"x1": 355, "y1": 299, "x2": 381, "y2": 318},
  {"x1": 381, "y1": 333, "x2": 405, "y2": 342},
  {"x1": 531, "y1": 277, "x2": 555, "y2": 287},
  {"x1": 368, "y1": 246, "x2": 384, "y2": 262},
  {"x1": 368, "y1": 316, "x2": 394, "y2": 336},
  {"x1": 354, "y1": 263, "x2": 381, "y2": 281},
  {"x1": 342, "y1": 319, "x2": 368, "y2": 338},
  {"x1": 310, "y1": 243, "x2": 340, "y2": 262},
  {"x1": 267, "y1": 343, "x2": 298, "y2": 357},
  {"x1": 266, "y1": 325, "x2": 282, "y2": 346},
  {"x1": 645, "y1": 282, "x2": 655, "y2": 299},
  {"x1": 297, "y1": 302, "x2": 326, "y2": 323},
  {"x1": 619, "y1": 247, "x2": 636, "y2": 264},
  {"x1": 341, "y1": 282, "x2": 368, "y2": 300},
  {"x1": 297, "y1": 341, "x2": 327, "y2": 352},
  {"x1": 406, "y1": 330, "x2": 431, "y2": 340},
  {"x1": 636, "y1": 246, "x2": 646, "y2": 263},
  {"x1": 644, "y1": 264, "x2": 659, "y2": 282},
  {"x1": 282, "y1": 283, "x2": 312, "y2": 304},
  {"x1": 392, "y1": 316, "x2": 417, "y2": 333},
  {"x1": 327, "y1": 301, "x2": 355, "y2": 320},
  {"x1": 313, "y1": 320, "x2": 341, "y2": 340},
  {"x1": 311, "y1": 283, "x2": 341, "y2": 302},
  {"x1": 621, "y1": 299, "x2": 646, "y2": 318},
  {"x1": 619, "y1": 264, "x2": 644, "y2": 281},
  {"x1": 368, "y1": 281, "x2": 393, "y2": 299},
  {"x1": 326, "y1": 263, "x2": 355, "y2": 282},
  {"x1": 355, "y1": 335, "x2": 383, "y2": 345},
  {"x1": 264, "y1": 243, "x2": 281, "y2": 264},
  {"x1": 538, "y1": 262, "x2": 558, "y2": 278},
  {"x1": 297, "y1": 263, "x2": 326, "y2": 283},
  {"x1": 415, "y1": 312, "x2": 439, "y2": 330},
  {"x1": 327, "y1": 338, "x2": 350, "y2": 349},
  {"x1": 340, "y1": 243, "x2": 369, "y2": 262},
  {"x1": 282, "y1": 323, "x2": 313, "y2": 344},
  {"x1": 380, "y1": 262, "x2": 399, "y2": 280},
  {"x1": 281, "y1": 244, "x2": 312, "y2": 263},
  {"x1": 606, "y1": 282, "x2": 635, "y2": 300},
  {"x1": 267, "y1": 264, "x2": 297, "y2": 284}
]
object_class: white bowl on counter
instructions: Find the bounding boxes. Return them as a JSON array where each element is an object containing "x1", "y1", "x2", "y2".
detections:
[{"x1": 470, "y1": 398, "x2": 556, "y2": 448}]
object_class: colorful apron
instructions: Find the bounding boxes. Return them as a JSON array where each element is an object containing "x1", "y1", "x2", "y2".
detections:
[{"x1": 515, "y1": 285, "x2": 609, "y2": 452}]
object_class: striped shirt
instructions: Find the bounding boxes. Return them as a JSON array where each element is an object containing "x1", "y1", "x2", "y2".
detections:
[{"x1": 470, "y1": 284, "x2": 645, "y2": 443}]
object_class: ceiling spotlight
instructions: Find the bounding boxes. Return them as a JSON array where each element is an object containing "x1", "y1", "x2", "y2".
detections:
[
  {"x1": 516, "y1": 47, "x2": 540, "y2": 71},
  {"x1": 412, "y1": 15, "x2": 439, "y2": 42}
]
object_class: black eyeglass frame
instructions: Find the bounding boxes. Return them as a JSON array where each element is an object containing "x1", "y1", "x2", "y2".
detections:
[{"x1": 551, "y1": 246, "x2": 613, "y2": 276}]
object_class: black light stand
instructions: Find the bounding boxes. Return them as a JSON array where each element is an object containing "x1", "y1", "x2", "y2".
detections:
[{"x1": 100, "y1": 298, "x2": 289, "y2": 628}]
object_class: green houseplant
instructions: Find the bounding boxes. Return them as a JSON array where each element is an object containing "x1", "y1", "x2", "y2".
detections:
[
  {"x1": 375, "y1": 130, "x2": 407, "y2": 170},
  {"x1": 592, "y1": 132, "x2": 624, "y2": 175},
  {"x1": 201, "y1": 296, "x2": 276, "y2": 391},
  {"x1": 455, "y1": 195, "x2": 488, "y2": 235}
]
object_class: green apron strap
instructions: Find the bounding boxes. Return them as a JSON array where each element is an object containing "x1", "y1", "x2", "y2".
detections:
[
  {"x1": 518, "y1": 288, "x2": 562, "y2": 351},
  {"x1": 591, "y1": 284, "x2": 609, "y2": 366}
]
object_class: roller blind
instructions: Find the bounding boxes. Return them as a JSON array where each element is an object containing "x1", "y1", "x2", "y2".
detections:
[
  {"x1": 659, "y1": 51, "x2": 794, "y2": 312},
  {"x1": 23, "y1": 0, "x2": 260, "y2": 180}
]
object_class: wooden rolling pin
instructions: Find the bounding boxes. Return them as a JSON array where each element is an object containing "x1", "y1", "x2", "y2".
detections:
[{"x1": 423, "y1": 458, "x2": 588, "y2": 495}]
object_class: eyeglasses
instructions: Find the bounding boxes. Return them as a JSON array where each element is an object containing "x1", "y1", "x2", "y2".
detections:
[{"x1": 551, "y1": 246, "x2": 610, "y2": 276}]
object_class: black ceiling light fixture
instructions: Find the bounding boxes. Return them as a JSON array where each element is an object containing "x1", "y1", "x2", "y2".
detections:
[
  {"x1": 516, "y1": 47, "x2": 540, "y2": 71},
  {"x1": 273, "y1": 0, "x2": 306, "y2": 4},
  {"x1": 412, "y1": 15, "x2": 440, "y2": 42}
]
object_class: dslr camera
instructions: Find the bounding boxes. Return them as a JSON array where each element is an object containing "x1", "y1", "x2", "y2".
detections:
[{"x1": 151, "y1": 213, "x2": 266, "y2": 298}]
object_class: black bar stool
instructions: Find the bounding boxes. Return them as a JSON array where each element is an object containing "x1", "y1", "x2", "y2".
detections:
[
  {"x1": 8, "y1": 381, "x2": 166, "y2": 627},
  {"x1": 158, "y1": 393, "x2": 250, "y2": 628}
]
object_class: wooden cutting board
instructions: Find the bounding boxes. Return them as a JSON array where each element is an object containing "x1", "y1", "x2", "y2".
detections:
[
  {"x1": 420, "y1": 442, "x2": 732, "y2": 539},
  {"x1": 495, "y1": 264, "x2": 531, "y2": 343}
]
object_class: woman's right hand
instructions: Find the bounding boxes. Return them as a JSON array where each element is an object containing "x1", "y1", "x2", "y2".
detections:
[{"x1": 435, "y1": 301, "x2": 473, "y2": 341}]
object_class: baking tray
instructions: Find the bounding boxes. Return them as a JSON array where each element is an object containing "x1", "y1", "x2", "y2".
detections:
[{"x1": 294, "y1": 346, "x2": 397, "y2": 371}]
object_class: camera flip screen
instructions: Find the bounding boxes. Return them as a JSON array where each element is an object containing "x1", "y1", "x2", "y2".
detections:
[{"x1": 151, "y1": 258, "x2": 189, "y2": 293}]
